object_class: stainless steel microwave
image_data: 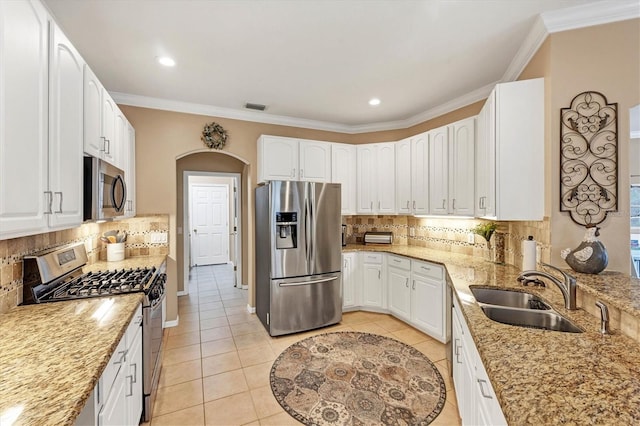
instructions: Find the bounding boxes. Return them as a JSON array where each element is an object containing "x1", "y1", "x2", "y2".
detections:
[{"x1": 83, "y1": 157, "x2": 126, "y2": 221}]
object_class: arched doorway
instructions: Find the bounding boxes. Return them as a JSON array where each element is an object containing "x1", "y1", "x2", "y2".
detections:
[{"x1": 176, "y1": 150, "x2": 250, "y2": 300}]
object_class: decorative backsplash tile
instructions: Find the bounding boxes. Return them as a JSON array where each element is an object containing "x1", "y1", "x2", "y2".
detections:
[
  {"x1": 342, "y1": 215, "x2": 551, "y2": 270},
  {"x1": 0, "y1": 214, "x2": 169, "y2": 314}
]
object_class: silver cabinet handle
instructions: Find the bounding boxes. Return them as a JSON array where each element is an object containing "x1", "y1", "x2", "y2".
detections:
[
  {"x1": 413, "y1": 201, "x2": 416, "y2": 210},
  {"x1": 54, "y1": 192, "x2": 63, "y2": 213},
  {"x1": 477, "y1": 379, "x2": 493, "y2": 399},
  {"x1": 104, "y1": 139, "x2": 111, "y2": 154},
  {"x1": 442, "y1": 199, "x2": 446, "y2": 209},
  {"x1": 44, "y1": 191, "x2": 53, "y2": 214},
  {"x1": 125, "y1": 375, "x2": 133, "y2": 397},
  {"x1": 370, "y1": 201, "x2": 373, "y2": 210},
  {"x1": 300, "y1": 168, "x2": 304, "y2": 178},
  {"x1": 114, "y1": 349, "x2": 128, "y2": 365},
  {"x1": 393, "y1": 258, "x2": 401, "y2": 263},
  {"x1": 100, "y1": 136, "x2": 106, "y2": 152},
  {"x1": 131, "y1": 362, "x2": 137, "y2": 383},
  {"x1": 412, "y1": 280, "x2": 416, "y2": 290},
  {"x1": 405, "y1": 277, "x2": 409, "y2": 288},
  {"x1": 421, "y1": 265, "x2": 431, "y2": 271},
  {"x1": 344, "y1": 259, "x2": 347, "y2": 268},
  {"x1": 378, "y1": 270, "x2": 381, "y2": 279},
  {"x1": 452, "y1": 198, "x2": 456, "y2": 210},
  {"x1": 406, "y1": 200, "x2": 410, "y2": 209},
  {"x1": 378, "y1": 201, "x2": 381, "y2": 210},
  {"x1": 455, "y1": 338, "x2": 462, "y2": 364}
]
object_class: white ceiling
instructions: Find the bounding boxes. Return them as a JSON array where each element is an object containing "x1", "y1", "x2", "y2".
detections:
[{"x1": 43, "y1": 0, "x2": 629, "y2": 132}]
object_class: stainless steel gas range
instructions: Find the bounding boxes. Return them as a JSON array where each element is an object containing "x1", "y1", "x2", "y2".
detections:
[{"x1": 21, "y1": 242, "x2": 166, "y2": 423}]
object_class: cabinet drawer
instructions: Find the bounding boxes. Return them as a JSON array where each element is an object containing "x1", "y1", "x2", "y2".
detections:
[
  {"x1": 387, "y1": 254, "x2": 410, "y2": 270},
  {"x1": 126, "y1": 304, "x2": 143, "y2": 345},
  {"x1": 412, "y1": 260, "x2": 443, "y2": 280},
  {"x1": 362, "y1": 252, "x2": 383, "y2": 264}
]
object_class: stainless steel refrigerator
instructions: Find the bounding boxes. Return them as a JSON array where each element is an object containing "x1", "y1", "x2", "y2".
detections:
[{"x1": 255, "y1": 181, "x2": 342, "y2": 336}]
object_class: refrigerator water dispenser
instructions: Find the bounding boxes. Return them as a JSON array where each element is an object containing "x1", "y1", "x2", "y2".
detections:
[{"x1": 275, "y1": 212, "x2": 297, "y2": 249}]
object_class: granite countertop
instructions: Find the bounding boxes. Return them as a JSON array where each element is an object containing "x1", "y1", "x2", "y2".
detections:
[
  {"x1": 344, "y1": 244, "x2": 640, "y2": 424},
  {"x1": 0, "y1": 293, "x2": 144, "y2": 426}
]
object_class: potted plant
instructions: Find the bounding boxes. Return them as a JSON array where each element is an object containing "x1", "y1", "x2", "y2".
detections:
[{"x1": 472, "y1": 222, "x2": 499, "y2": 262}]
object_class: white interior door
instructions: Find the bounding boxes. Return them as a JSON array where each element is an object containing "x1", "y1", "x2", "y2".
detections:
[{"x1": 190, "y1": 184, "x2": 229, "y2": 266}]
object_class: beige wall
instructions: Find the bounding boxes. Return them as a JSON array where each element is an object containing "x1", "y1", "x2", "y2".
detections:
[{"x1": 547, "y1": 20, "x2": 639, "y2": 272}]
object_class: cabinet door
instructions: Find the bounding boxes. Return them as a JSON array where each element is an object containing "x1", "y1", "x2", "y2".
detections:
[
  {"x1": 258, "y1": 136, "x2": 298, "y2": 182},
  {"x1": 126, "y1": 328, "x2": 143, "y2": 425},
  {"x1": 299, "y1": 140, "x2": 331, "y2": 182},
  {"x1": 388, "y1": 266, "x2": 411, "y2": 321},
  {"x1": 102, "y1": 93, "x2": 117, "y2": 166},
  {"x1": 114, "y1": 110, "x2": 126, "y2": 170},
  {"x1": 395, "y1": 139, "x2": 412, "y2": 215},
  {"x1": 361, "y1": 263, "x2": 382, "y2": 308},
  {"x1": 376, "y1": 143, "x2": 396, "y2": 214},
  {"x1": 124, "y1": 123, "x2": 136, "y2": 217},
  {"x1": 99, "y1": 370, "x2": 128, "y2": 426},
  {"x1": 342, "y1": 253, "x2": 358, "y2": 309},
  {"x1": 452, "y1": 307, "x2": 466, "y2": 412},
  {"x1": 0, "y1": 0, "x2": 50, "y2": 239},
  {"x1": 450, "y1": 117, "x2": 475, "y2": 216},
  {"x1": 429, "y1": 126, "x2": 449, "y2": 215},
  {"x1": 411, "y1": 273, "x2": 444, "y2": 341},
  {"x1": 331, "y1": 143, "x2": 357, "y2": 215},
  {"x1": 48, "y1": 22, "x2": 84, "y2": 229},
  {"x1": 411, "y1": 132, "x2": 429, "y2": 215},
  {"x1": 356, "y1": 145, "x2": 376, "y2": 214},
  {"x1": 83, "y1": 65, "x2": 104, "y2": 158},
  {"x1": 483, "y1": 91, "x2": 496, "y2": 217}
]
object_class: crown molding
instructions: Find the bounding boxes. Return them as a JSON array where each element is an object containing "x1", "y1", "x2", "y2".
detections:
[
  {"x1": 541, "y1": 0, "x2": 640, "y2": 34},
  {"x1": 502, "y1": 1, "x2": 639, "y2": 83},
  {"x1": 112, "y1": 1, "x2": 640, "y2": 135}
]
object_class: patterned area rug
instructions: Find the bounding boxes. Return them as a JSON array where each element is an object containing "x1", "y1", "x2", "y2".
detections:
[{"x1": 270, "y1": 332, "x2": 446, "y2": 425}]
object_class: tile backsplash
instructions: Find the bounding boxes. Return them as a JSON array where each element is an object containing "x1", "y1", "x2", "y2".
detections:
[
  {"x1": 0, "y1": 214, "x2": 169, "y2": 313},
  {"x1": 342, "y1": 215, "x2": 550, "y2": 269}
]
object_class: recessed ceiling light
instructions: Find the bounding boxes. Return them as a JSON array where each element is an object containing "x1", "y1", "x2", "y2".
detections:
[
  {"x1": 157, "y1": 56, "x2": 176, "y2": 67},
  {"x1": 369, "y1": 98, "x2": 381, "y2": 106}
]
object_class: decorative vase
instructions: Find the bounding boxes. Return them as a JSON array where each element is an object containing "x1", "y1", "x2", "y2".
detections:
[
  {"x1": 483, "y1": 240, "x2": 494, "y2": 262},
  {"x1": 561, "y1": 226, "x2": 608, "y2": 274},
  {"x1": 483, "y1": 233, "x2": 505, "y2": 263}
]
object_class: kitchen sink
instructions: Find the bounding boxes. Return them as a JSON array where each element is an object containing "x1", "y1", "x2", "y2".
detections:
[
  {"x1": 470, "y1": 287, "x2": 551, "y2": 310},
  {"x1": 479, "y1": 305, "x2": 583, "y2": 333}
]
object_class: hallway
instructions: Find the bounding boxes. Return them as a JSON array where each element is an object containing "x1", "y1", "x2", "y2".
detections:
[{"x1": 147, "y1": 264, "x2": 461, "y2": 425}]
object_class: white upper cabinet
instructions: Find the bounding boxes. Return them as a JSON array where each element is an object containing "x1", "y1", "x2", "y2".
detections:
[
  {"x1": 476, "y1": 78, "x2": 544, "y2": 220},
  {"x1": 429, "y1": 125, "x2": 449, "y2": 215},
  {"x1": 376, "y1": 142, "x2": 396, "y2": 214},
  {"x1": 257, "y1": 135, "x2": 331, "y2": 183},
  {"x1": 449, "y1": 117, "x2": 475, "y2": 216},
  {"x1": 331, "y1": 143, "x2": 357, "y2": 215},
  {"x1": 48, "y1": 21, "x2": 84, "y2": 229},
  {"x1": 101, "y1": 94, "x2": 117, "y2": 166},
  {"x1": 0, "y1": 0, "x2": 50, "y2": 238},
  {"x1": 411, "y1": 132, "x2": 430, "y2": 215},
  {"x1": 124, "y1": 123, "x2": 136, "y2": 218},
  {"x1": 83, "y1": 65, "x2": 104, "y2": 159},
  {"x1": 357, "y1": 143, "x2": 395, "y2": 214},
  {"x1": 299, "y1": 140, "x2": 331, "y2": 182},
  {"x1": 429, "y1": 119, "x2": 475, "y2": 216},
  {"x1": 395, "y1": 138, "x2": 412, "y2": 214}
]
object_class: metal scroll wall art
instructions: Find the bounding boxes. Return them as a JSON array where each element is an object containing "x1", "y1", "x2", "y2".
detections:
[{"x1": 560, "y1": 91, "x2": 618, "y2": 226}]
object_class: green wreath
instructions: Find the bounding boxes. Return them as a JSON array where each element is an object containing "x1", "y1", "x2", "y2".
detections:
[{"x1": 201, "y1": 122, "x2": 228, "y2": 150}]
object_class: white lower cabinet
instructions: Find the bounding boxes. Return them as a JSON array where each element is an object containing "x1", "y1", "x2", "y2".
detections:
[
  {"x1": 360, "y1": 252, "x2": 385, "y2": 310},
  {"x1": 342, "y1": 252, "x2": 359, "y2": 310},
  {"x1": 452, "y1": 298, "x2": 506, "y2": 426},
  {"x1": 76, "y1": 304, "x2": 143, "y2": 426},
  {"x1": 344, "y1": 252, "x2": 446, "y2": 342}
]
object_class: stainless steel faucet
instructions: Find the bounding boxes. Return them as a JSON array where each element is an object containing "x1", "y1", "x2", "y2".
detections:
[{"x1": 517, "y1": 262, "x2": 577, "y2": 310}]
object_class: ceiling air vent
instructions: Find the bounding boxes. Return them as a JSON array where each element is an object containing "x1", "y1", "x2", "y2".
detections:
[{"x1": 245, "y1": 102, "x2": 267, "y2": 111}]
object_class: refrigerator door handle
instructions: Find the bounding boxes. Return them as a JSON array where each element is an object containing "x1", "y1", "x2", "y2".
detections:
[
  {"x1": 304, "y1": 195, "x2": 311, "y2": 266},
  {"x1": 278, "y1": 276, "x2": 338, "y2": 287}
]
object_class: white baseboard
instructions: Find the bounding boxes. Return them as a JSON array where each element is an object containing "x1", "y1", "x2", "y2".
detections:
[
  {"x1": 246, "y1": 304, "x2": 256, "y2": 314},
  {"x1": 177, "y1": 290, "x2": 188, "y2": 296},
  {"x1": 164, "y1": 315, "x2": 179, "y2": 328}
]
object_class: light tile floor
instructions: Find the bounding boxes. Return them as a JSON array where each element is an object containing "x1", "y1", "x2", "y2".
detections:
[{"x1": 145, "y1": 264, "x2": 462, "y2": 425}]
